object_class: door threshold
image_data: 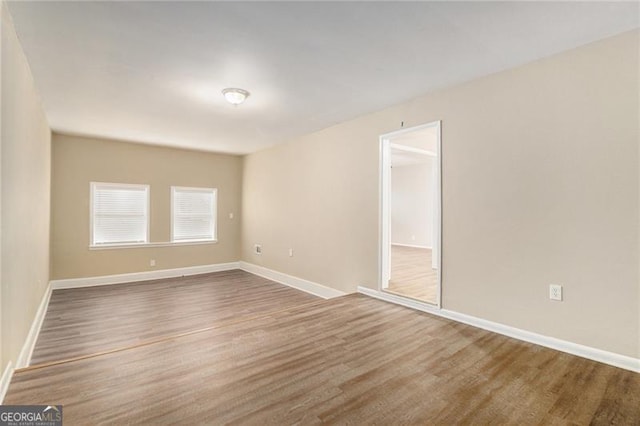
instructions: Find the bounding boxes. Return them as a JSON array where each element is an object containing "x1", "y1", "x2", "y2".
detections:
[{"x1": 382, "y1": 288, "x2": 438, "y2": 307}]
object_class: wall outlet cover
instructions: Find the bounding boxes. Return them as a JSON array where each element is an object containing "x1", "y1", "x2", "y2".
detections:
[{"x1": 549, "y1": 284, "x2": 562, "y2": 301}]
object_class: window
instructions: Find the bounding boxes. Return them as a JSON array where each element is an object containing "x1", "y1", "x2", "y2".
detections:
[
  {"x1": 91, "y1": 182, "x2": 149, "y2": 246},
  {"x1": 171, "y1": 186, "x2": 217, "y2": 242}
]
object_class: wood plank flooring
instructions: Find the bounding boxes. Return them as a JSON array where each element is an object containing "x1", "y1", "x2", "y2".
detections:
[
  {"x1": 387, "y1": 245, "x2": 438, "y2": 304},
  {"x1": 5, "y1": 271, "x2": 639, "y2": 424},
  {"x1": 30, "y1": 270, "x2": 319, "y2": 364}
]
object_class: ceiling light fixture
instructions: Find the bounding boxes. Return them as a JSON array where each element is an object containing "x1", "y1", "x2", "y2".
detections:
[{"x1": 222, "y1": 88, "x2": 250, "y2": 106}]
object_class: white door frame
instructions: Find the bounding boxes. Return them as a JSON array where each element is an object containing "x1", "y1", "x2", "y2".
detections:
[{"x1": 379, "y1": 120, "x2": 442, "y2": 307}]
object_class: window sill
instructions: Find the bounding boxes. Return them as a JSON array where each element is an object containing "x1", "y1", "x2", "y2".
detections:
[{"x1": 89, "y1": 240, "x2": 218, "y2": 250}]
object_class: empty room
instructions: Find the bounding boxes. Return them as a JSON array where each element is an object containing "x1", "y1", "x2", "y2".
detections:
[{"x1": 1, "y1": 1, "x2": 639, "y2": 424}]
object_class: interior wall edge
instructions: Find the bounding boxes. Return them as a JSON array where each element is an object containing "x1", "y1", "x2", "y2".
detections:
[{"x1": 1, "y1": 0, "x2": 52, "y2": 382}]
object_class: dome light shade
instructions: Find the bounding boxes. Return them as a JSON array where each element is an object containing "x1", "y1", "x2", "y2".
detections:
[{"x1": 222, "y1": 88, "x2": 250, "y2": 105}]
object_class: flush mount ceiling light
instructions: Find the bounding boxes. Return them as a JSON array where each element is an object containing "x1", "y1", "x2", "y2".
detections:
[{"x1": 222, "y1": 88, "x2": 250, "y2": 106}]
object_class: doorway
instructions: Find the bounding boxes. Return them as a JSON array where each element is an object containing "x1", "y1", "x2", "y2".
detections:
[{"x1": 380, "y1": 121, "x2": 441, "y2": 306}]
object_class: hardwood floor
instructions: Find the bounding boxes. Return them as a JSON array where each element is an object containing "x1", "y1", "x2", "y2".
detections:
[
  {"x1": 30, "y1": 270, "x2": 319, "y2": 365},
  {"x1": 387, "y1": 245, "x2": 438, "y2": 304},
  {"x1": 5, "y1": 271, "x2": 639, "y2": 424}
]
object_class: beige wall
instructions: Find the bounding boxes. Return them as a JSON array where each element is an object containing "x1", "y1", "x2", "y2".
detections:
[
  {"x1": 51, "y1": 134, "x2": 242, "y2": 279},
  {"x1": 242, "y1": 30, "x2": 640, "y2": 358},
  {"x1": 1, "y1": 1, "x2": 51, "y2": 371},
  {"x1": 391, "y1": 162, "x2": 434, "y2": 248}
]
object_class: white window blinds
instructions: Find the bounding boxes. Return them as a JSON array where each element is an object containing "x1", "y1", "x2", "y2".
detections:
[
  {"x1": 171, "y1": 187, "x2": 217, "y2": 242},
  {"x1": 91, "y1": 183, "x2": 149, "y2": 246}
]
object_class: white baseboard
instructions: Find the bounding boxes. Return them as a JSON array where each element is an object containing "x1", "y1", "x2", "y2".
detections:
[
  {"x1": 50, "y1": 262, "x2": 240, "y2": 290},
  {"x1": 0, "y1": 361, "x2": 13, "y2": 404},
  {"x1": 391, "y1": 243, "x2": 432, "y2": 249},
  {"x1": 15, "y1": 283, "x2": 53, "y2": 368},
  {"x1": 239, "y1": 262, "x2": 346, "y2": 299},
  {"x1": 358, "y1": 286, "x2": 640, "y2": 373}
]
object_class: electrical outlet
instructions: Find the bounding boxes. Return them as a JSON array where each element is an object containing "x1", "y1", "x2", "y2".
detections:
[
  {"x1": 229, "y1": 212, "x2": 234, "y2": 219},
  {"x1": 150, "y1": 259, "x2": 156, "y2": 267},
  {"x1": 549, "y1": 284, "x2": 562, "y2": 301},
  {"x1": 289, "y1": 248, "x2": 294, "y2": 257},
  {"x1": 254, "y1": 244, "x2": 262, "y2": 255}
]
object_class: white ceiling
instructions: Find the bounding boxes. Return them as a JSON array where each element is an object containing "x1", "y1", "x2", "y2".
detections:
[{"x1": 7, "y1": 1, "x2": 639, "y2": 155}]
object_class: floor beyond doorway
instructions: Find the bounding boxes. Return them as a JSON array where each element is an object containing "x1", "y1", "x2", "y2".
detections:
[{"x1": 386, "y1": 244, "x2": 438, "y2": 304}]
